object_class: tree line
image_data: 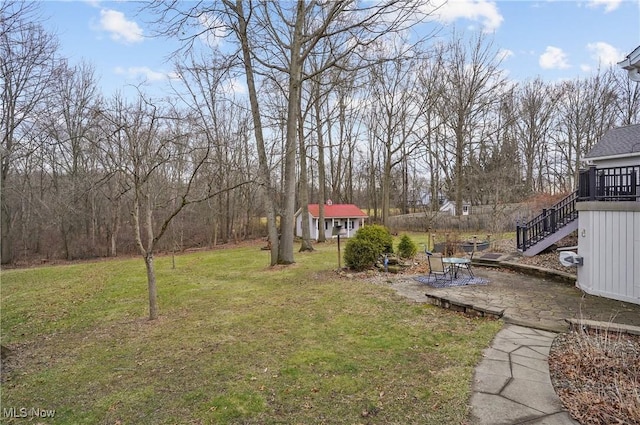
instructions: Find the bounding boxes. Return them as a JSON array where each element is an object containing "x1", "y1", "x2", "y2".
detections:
[{"x1": 3, "y1": 1, "x2": 639, "y2": 269}]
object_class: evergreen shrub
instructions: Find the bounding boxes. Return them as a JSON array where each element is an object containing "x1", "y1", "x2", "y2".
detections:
[
  {"x1": 397, "y1": 234, "x2": 417, "y2": 258},
  {"x1": 343, "y1": 225, "x2": 393, "y2": 271},
  {"x1": 343, "y1": 239, "x2": 378, "y2": 271},
  {"x1": 353, "y1": 225, "x2": 393, "y2": 254}
]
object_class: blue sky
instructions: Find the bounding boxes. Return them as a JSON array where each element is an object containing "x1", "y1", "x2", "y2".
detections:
[{"x1": 38, "y1": 0, "x2": 640, "y2": 97}]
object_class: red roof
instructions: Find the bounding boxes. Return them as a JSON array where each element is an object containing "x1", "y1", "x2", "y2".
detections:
[
  {"x1": 309, "y1": 204, "x2": 369, "y2": 218},
  {"x1": 306, "y1": 204, "x2": 368, "y2": 218}
]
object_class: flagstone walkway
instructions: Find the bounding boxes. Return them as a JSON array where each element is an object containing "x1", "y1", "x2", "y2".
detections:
[{"x1": 386, "y1": 259, "x2": 640, "y2": 425}]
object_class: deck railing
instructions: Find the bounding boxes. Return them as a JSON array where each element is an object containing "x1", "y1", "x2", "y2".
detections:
[
  {"x1": 578, "y1": 165, "x2": 639, "y2": 201},
  {"x1": 517, "y1": 164, "x2": 639, "y2": 252}
]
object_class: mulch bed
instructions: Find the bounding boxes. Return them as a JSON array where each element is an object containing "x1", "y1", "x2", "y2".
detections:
[{"x1": 548, "y1": 329, "x2": 640, "y2": 425}]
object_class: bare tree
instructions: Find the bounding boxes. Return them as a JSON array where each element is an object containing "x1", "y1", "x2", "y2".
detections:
[
  {"x1": 414, "y1": 54, "x2": 448, "y2": 213},
  {"x1": 97, "y1": 94, "x2": 249, "y2": 320},
  {"x1": 94, "y1": 94, "x2": 134, "y2": 257},
  {"x1": 40, "y1": 60, "x2": 102, "y2": 259},
  {"x1": 149, "y1": 0, "x2": 428, "y2": 265},
  {"x1": 1, "y1": 1, "x2": 58, "y2": 264},
  {"x1": 508, "y1": 78, "x2": 561, "y2": 194},
  {"x1": 172, "y1": 55, "x2": 254, "y2": 246},
  {"x1": 435, "y1": 32, "x2": 506, "y2": 216},
  {"x1": 311, "y1": 75, "x2": 327, "y2": 242},
  {"x1": 297, "y1": 91, "x2": 314, "y2": 252},
  {"x1": 365, "y1": 50, "x2": 430, "y2": 225},
  {"x1": 554, "y1": 70, "x2": 618, "y2": 190},
  {"x1": 326, "y1": 72, "x2": 364, "y2": 206},
  {"x1": 612, "y1": 67, "x2": 640, "y2": 126}
]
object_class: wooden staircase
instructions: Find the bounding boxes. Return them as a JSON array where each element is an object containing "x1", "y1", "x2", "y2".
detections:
[{"x1": 516, "y1": 191, "x2": 579, "y2": 257}]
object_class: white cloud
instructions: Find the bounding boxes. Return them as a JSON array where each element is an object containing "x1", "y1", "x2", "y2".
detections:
[
  {"x1": 198, "y1": 12, "x2": 228, "y2": 48},
  {"x1": 99, "y1": 9, "x2": 143, "y2": 44},
  {"x1": 424, "y1": 0, "x2": 504, "y2": 32},
  {"x1": 498, "y1": 48, "x2": 514, "y2": 62},
  {"x1": 586, "y1": 41, "x2": 623, "y2": 66},
  {"x1": 539, "y1": 46, "x2": 570, "y2": 70},
  {"x1": 223, "y1": 78, "x2": 247, "y2": 95},
  {"x1": 114, "y1": 66, "x2": 174, "y2": 82},
  {"x1": 587, "y1": 0, "x2": 622, "y2": 13}
]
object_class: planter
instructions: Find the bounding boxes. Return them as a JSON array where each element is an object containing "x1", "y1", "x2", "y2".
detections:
[
  {"x1": 433, "y1": 242, "x2": 446, "y2": 253},
  {"x1": 461, "y1": 241, "x2": 489, "y2": 253},
  {"x1": 432, "y1": 241, "x2": 490, "y2": 254}
]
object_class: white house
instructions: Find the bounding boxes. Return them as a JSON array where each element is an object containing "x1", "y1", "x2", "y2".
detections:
[
  {"x1": 575, "y1": 124, "x2": 640, "y2": 305},
  {"x1": 618, "y1": 44, "x2": 640, "y2": 82},
  {"x1": 439, "y1": 200, "x2": 471, "y2": 216},
  {"x1": 516, "y1": 45, "x2": 640, "y2": 305},
  {"x1": 294, "y1": 203, "x2": 368, "y2": 240}
]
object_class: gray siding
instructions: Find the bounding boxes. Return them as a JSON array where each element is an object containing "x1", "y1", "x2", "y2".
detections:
[{"x1": 577, "y1": 202, "x2": 640, "y2": 305}]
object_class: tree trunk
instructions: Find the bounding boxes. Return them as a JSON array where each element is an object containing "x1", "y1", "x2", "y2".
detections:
[
  {"x1": 381, "y1": 143, "x2": 392, "y2": 226},
  {"x1": 368, "y1": 137, "x2": 379, "y2": 222},
  {"x1": 1, "y1": 198, "x2": 10, "y2": 264},
  {"x1": 314, "y1": 83, "x2": 327, "y2": 243},
  {"x1": 144, "y1": 253, "x2": 158, "y2": 320},
  {"x1": 402, "y1": 149, "x2": 409, "y2": 214},
  {"x1": 235, "y1": 0, "x2": 280, "y2": 265},
  {"x1": 455, "y1": 125, "x2": 464, "y2": 217},
  {"x1": 110, "y1": 198, "x2": 120, "y2": 257},
  {"x1": 298, "y1": 103, "x2": 314, "y2": 252},
  {"x1": 278, "y1": 0, "x2": 305, "y2": 265},
  {"x1": 132, "y1": 190, "x2": 159, "y2": 321}
]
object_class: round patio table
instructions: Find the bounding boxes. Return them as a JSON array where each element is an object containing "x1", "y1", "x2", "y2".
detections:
[{"x1": 443, "y1": 257, "x2": 471, "y2": 278}]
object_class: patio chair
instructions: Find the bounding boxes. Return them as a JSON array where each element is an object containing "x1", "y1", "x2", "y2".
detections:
[
  {"x1": 458, "y1": 250, "x2": 475, "y2": 278},
  {"x1": 426, "y1": 253, "x2": 453, "y2": 282}
]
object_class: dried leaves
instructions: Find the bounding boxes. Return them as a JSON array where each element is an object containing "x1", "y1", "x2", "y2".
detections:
[{"x1": 549, "y1": 329, "x2": 640, "y2": 425}]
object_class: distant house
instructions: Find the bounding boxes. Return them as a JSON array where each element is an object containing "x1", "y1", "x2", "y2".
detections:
[
  {"x1": 412, "y1": 191, "x2": 446, "y2": 208},
  {"x1": 294, "y1": 202, "x2": 368, "y2": 240},
  {"x1": 412, "y1": 191, "x2": 473, "y2": 214},
  {"x1": 439, "y1": 200, "x2": 471, "y2": 216}
]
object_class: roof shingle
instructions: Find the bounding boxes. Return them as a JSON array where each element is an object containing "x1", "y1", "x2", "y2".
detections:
[
  {"x1": 585, "y1": 124, "x2": 640, "y2": 159},
  {"x1": 305, "y1": 204, "x2": 368, "y2": 218}
]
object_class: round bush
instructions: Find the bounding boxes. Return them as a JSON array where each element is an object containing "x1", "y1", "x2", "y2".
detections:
[
  {"x1": 344, "y1": 238, "x2": 379, "y2": 271},
  {"x1": 354, "y1": 225, "x2": 393, "y2": 254},
  {"x1": 397, "y1": 234, "x2": 418, "y2": 258}
]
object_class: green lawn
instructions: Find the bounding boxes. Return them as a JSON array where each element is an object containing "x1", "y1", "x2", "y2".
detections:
[{"x1": 1, "y1": 241, "x2": 501, "y2": 424}]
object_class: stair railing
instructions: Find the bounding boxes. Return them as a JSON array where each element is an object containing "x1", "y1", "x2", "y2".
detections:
[
  {"x1": 516, "y1": 190, "x2": 578, "y2": 251},
  {"x1": 517, "y1": 165, "x2": 638, "y2": 253}
]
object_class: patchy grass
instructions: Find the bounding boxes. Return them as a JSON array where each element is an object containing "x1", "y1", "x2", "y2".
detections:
[{"x1": 1, "y1": 242, "x2": 501, "y2": 424}]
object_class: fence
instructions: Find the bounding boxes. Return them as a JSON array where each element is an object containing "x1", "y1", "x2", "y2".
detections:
[{"x1": 387, "y1": 203, "x2": 533, "y2": 233}]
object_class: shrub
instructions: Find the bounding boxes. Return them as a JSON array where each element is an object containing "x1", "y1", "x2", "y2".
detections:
[
  {"x1": 397, "y1": 234, "x2": 417, "y2": 258},
  {"x1": 344, "y1": 238, "x2": 379, "y2": 271},
  {"x1": 353, "y1": 225, "x2": 393, "y2": 254}
]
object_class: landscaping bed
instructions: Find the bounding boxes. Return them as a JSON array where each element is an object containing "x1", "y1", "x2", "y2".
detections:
[{"x1": 549, "y1": 329, "x2": 640, "y2": 425}]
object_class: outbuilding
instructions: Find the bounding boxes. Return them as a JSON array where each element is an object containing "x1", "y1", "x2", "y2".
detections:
[{"x1": 295, "y1": 202, "x2": 368, "y2": 240}]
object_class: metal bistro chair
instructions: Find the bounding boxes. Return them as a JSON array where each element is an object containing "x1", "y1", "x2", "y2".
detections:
[
  {"x1": 425, "y1": 251, "x2": 453, "y2": 283},
  {"x1": 458, "y1": 249, "x2": 475, "y2": 278}
]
